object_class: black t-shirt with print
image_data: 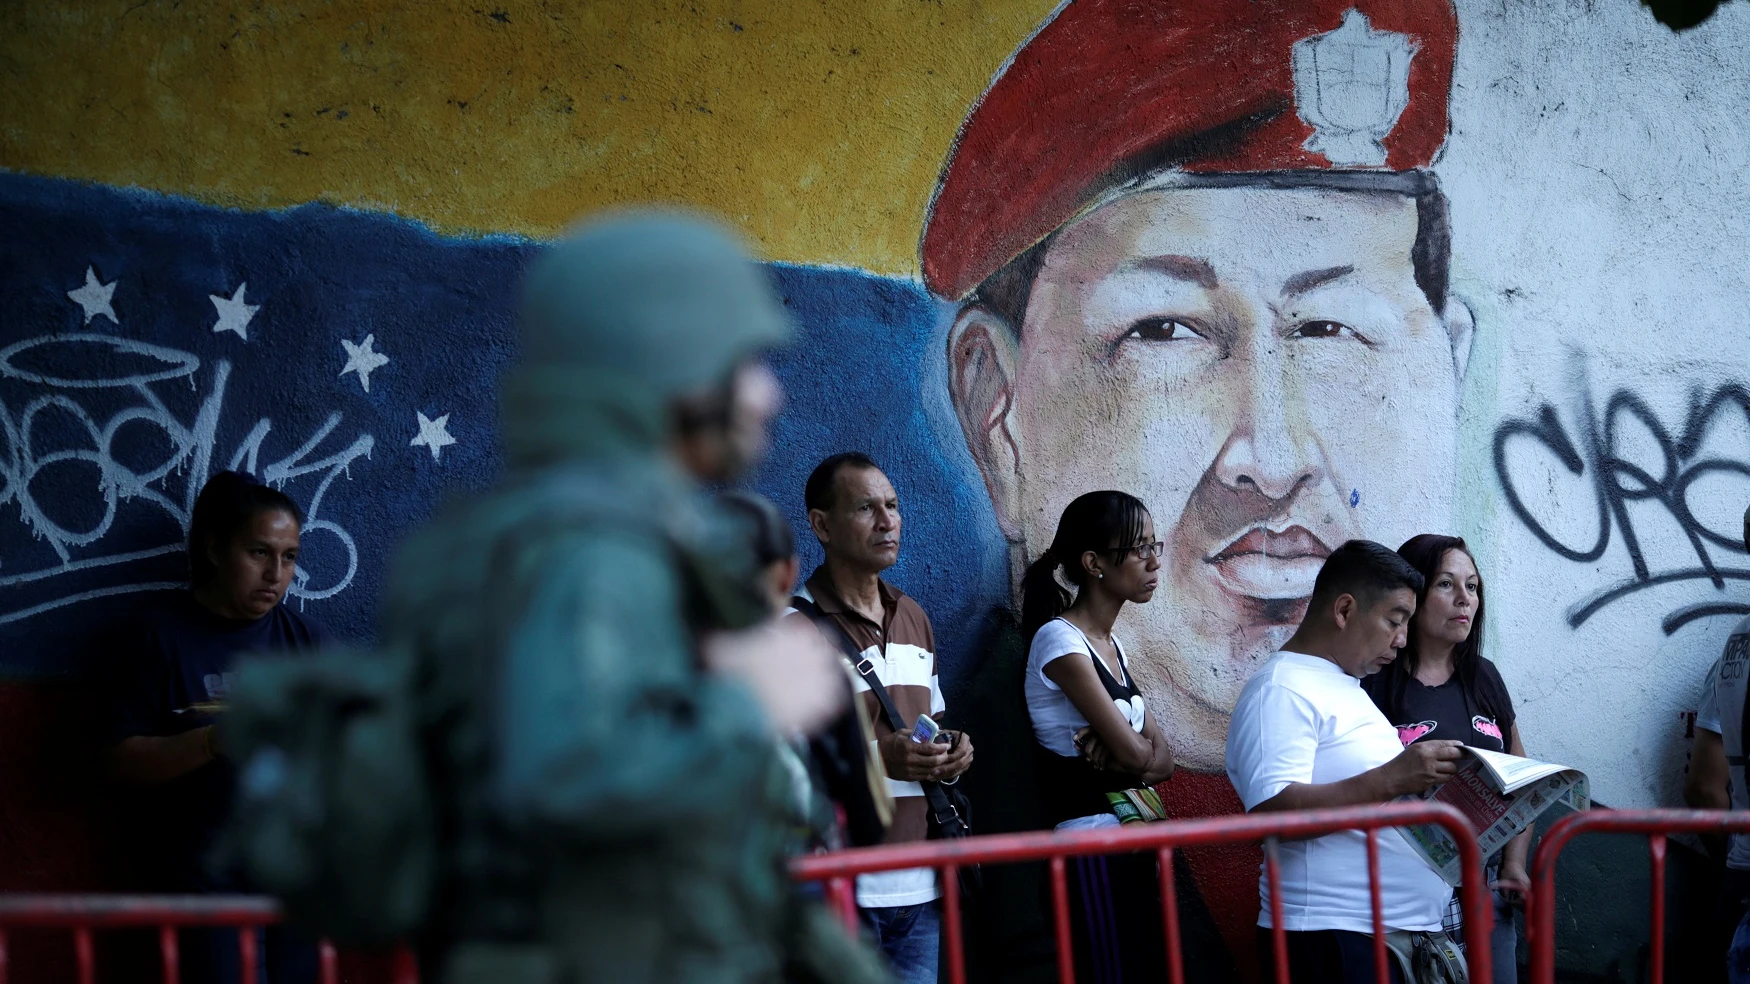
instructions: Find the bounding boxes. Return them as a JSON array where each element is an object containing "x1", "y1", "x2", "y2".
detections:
[
  {"x1": 1362, "y1": 656, "x2": 1516, "y2": 751},
  {"x1": 107, "y1": 589, "x2": 327, "y2": 890}
]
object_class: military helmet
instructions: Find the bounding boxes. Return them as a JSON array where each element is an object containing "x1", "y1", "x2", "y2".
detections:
[{"x1": 504, "y1": 211, "x2": 792, "y2": 463}]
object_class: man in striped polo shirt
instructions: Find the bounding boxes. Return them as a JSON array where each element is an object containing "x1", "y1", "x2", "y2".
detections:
[{"x1": 797, "y1": 452, "x2": 974, "y2": 984}]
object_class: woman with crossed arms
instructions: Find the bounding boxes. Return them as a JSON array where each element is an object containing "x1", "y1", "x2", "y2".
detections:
[{"x1": 1021, "y1": 490, "x2": 1231, "y2": 984}]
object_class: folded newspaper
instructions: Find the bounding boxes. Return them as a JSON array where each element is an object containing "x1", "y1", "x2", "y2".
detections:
[{"x1": 1396, "y1": 746, "x2": 1590, "y2": 886}]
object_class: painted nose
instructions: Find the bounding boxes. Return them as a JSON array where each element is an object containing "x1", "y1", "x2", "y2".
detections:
[{"x1": 1211, "y1": 336, "x2": 1325, "y2": 501}]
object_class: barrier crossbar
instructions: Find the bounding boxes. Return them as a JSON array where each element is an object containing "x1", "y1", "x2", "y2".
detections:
[
  {"x1": 0, "y1": 895, "x2": 417, "y2": 984},
  {"x1": 793, "y1": 800, "x2": 1494, "y2": 984},
  {"x1": 1528, "y1": 807, "x2": 1750, "y2": 984}
]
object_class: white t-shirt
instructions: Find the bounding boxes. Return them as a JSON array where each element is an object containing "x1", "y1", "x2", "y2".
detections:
[
  {"x1": 1025, "y1": 617, "x2": 1146, "y2": 757},
  {"x1": 1695, "y1": 614, "x2": 1750, "y2": 870},
  {"x1": 1226, "y1": 650, "x2": 1450, "y2": 933}
]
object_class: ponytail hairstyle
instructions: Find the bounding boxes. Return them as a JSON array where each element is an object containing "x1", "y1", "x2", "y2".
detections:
[
  {"x1": 186, "y1": 470, "x2": 305, "y2": 586},
  {"x1": 1019, "y1": 490, "x2": 1150, "y2": 638},
  {"x1": 1375, "y1": 533, "x2": 1496, "y2": 723}
]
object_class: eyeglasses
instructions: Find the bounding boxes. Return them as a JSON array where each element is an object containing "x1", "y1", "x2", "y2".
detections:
[{"x1": 1111, "y1": 541, "x2": 1165, "y2": 561}]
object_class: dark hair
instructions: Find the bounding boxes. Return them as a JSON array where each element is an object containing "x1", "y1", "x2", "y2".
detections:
[
  {"x1": 672, "y1": 368, "x2": 738, "y2": 436},
  {"x1": 803, "y1": 452, "x2": 881, "y2": 513},
  {"x1": 1306, "y1": 539, "x2": 1425, "y2": 620},
  {"x1": 1019, "y1": 491, "x2": 1150, "y2": 638},
  {"x1": 718, "y1": 490, "x2": 795, "y2": 567},
  {"x1": 969, "y1": 170, "x2": 1452, "y2": 331},
  {"x1": 187, "y1": 470, "x2": 304, "y2": 586},
  {"x1": 1371, "y1": 534, "x2": 1500, "y2": 723}
]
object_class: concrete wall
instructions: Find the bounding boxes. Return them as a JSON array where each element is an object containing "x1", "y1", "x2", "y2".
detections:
[{"x1": 5, "y1": 0, "x2": 1750, "y2": 979}]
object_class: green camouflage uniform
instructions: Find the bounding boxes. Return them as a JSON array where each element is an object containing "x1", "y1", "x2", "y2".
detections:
[{"x1": 380, "y1": 215, "x2": 888, "y2": 984}]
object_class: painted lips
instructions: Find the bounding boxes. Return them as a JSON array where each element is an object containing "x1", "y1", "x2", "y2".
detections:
[{"x1": 1205, "y1": 525, "x2": 1332, "y2": 600}]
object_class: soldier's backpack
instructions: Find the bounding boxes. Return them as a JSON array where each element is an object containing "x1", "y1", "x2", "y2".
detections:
[{"x1": 215, "y1": 641, "x2": 437, "y2": 943}]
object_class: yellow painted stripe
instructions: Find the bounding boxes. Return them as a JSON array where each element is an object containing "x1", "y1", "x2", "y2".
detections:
[{"x1": 0, "y1": 1, "x2": 1058, "y2": 276}]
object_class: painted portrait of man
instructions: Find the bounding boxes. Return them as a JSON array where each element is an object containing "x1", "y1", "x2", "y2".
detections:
[{"x1": 933, "y1": 0, "x2": 1473, "y2": 771}]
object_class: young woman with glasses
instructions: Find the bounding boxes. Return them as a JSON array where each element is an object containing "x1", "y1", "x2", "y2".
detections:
[{"x1": 1019, "y1": 491, "x2": 1230, "y2": 983}]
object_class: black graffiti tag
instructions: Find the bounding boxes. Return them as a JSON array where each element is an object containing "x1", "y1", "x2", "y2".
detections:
[{"x1": 1493, "y1": 382, "x2": 1750, "y2": 633}]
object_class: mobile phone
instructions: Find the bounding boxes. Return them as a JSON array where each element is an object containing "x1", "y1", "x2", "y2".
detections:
[
  {"x1": 910, "y1": 713, "x2": 942, "y2": 744},
  {"x1": 935, "y1": 729, "x2": 953, "y2": 746}
]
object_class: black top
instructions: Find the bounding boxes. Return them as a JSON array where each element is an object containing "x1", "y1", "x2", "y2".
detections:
[
  {"x1": 108, "y1": 589, "x2": 327, "y2": 891},
  {"x1": 1033, "y1": 622, "x2": 1149, "y2": 828},
  {"x1": 1362, "y1": 656, "x2": 1516, "y2": 752}
]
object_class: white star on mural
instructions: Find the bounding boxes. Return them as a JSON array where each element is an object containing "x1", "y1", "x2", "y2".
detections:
[
  {"x1": 210, "y1": 282, "x2": 260, "y2": 340},
  {"x1": 410, "y1": 410, "x2": 456, "y2": 462},
  {"x1": 67, "y1": 267, "x2": 118, "y2": 326},
  {"x1": 338, "y1": 334, "x2": 391, "y2": 393}
]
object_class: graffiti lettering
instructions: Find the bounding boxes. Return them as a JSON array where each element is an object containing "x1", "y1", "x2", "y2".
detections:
[
  {"x1": 1493, "y1": 373, "x2": 1750, "y2": 633},
  {"x1": 0, "y1": 333, "x2": 373, "y2": 624}
]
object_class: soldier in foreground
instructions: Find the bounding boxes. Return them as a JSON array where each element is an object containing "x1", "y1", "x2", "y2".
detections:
[{"x1": 383, "y1": 213, "x2": 888, "y2": 983}]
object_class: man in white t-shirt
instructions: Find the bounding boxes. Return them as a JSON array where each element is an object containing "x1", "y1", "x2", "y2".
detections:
[{"x1": 1227, "y1": 539, "x2": 1464, "y2": 983}]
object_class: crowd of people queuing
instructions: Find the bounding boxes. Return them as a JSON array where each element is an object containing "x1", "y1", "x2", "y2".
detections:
[{"x1": 90, "y1": 210, "x2": 1750, "y2": 984}]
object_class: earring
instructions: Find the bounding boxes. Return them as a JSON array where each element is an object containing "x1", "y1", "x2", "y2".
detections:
[{"x1": 1096, "y1": 572, "x2": 1104, "y2": 579}]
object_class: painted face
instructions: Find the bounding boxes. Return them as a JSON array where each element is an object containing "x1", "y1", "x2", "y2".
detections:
[
  {"x1": 1339, "y1": 586, "x2": 1418, "y2": 678},
  {"x1": 208, "y1": 508, "x2": 301, "y2": 620},
  {"x1": 1416, "y1": 548, "x2": 1480, "y2": 650},
  {"x1": 953, "y1": 185, "x2": 1463, "y2": 768},
  {"x1": 812, "y1": 466, "x2": 902, "y2": 574}
]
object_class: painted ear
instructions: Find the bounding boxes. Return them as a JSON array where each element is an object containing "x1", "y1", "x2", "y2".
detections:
[
  {"x1": 1445, "y1": 294, "x2": 1475, "y2": 378},
  {"x1": 947, "y1": 305, "x2": 1024, "y2": 540}
]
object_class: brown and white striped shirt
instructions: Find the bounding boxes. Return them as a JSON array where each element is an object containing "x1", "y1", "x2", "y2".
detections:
[{"x1": 798, "y1": 568, "x2": 943, "y2": 907}]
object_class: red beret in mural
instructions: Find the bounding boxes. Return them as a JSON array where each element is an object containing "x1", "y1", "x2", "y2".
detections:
[{"x1": 921, "y1": 0, "x2": 1459, "y2": 300}]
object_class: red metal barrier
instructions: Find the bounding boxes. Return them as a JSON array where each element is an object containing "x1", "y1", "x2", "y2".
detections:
[
  {"x1": 793, "y1": 800, "x2": 1494, "y2": 984},
  {"x1": 1528, "y1": 808, "x2": 1750, "y2": 984},
  {"x1": 0, "y1": 895, "x2": 417, "y2": 984}
]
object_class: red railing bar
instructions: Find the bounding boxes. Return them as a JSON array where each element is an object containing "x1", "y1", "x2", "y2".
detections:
[
  {"x1": 1367, "y1": 828, "x2": 1388, "y2": 984},
  {"x1": 1157, "y1": 846, "x2": 1185, "y2": 984},
  {"x1": 1530, "y1": 809, "x2": 1750, "y2": 984},
  {"x1": 391, "y1": 944, "x2": 420, "y2": 984},
  {"x1": 73, "y1": 925, "x2": 94, "y2": 984},
  {"x1": 1264, "y1": 837, "x2": 1288, "y2": 984},
  {"x1": 1648, "y1": 834, "x2": 1666, "y2": 984},
  {"x1": 239, "y1": 925, "x2": 258, "y2": 984},
  {"x1": 825, "y1": 877, "x2": 856, "y2": 933},
  {"x1": 160, "y1": 924, "x2": 180, "y2": 984},
  {"x1": 319, "y1": 939, "x2": 339, "y2": 984},
  {"x1": 1457, "y1": 829, "x2": 1493, "y2": 984},
  {"x1": 1049, "y1": 855, "x2": 1073, "y2": 984},
  {"x1": 0, "y1": 895, "x2": 281, "y2": 927},
  {"x1": 0, "y1": 927, "x2": 8, "y2": 984},
  {"x1": 794, "y1": 801, "x2": 1479, "y2": 879},
  {"x1": 943, "y1": 864, "x2": 966, "y2": 984}
]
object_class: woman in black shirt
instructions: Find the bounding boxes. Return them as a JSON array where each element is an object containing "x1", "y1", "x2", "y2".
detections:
[
  {"x1": 1362, "y1": 533, "x2": 1529, "y2": 984},
  {"x1": 106, "y1": 471, "x2": 325, "y2": 984}
]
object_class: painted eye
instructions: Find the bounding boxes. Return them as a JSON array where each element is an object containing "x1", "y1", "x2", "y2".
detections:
[
  {"x1": 1125, "y1": 318, "x2": 1202, "y2": 342},
  {"x1": 1294, "y1": 320, "x2": 1360, "y2": 340}
]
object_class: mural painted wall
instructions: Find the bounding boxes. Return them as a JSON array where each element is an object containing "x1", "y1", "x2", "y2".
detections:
[{"x1": 6, "y1": 0, "x2": 1750, "y2": 977}]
